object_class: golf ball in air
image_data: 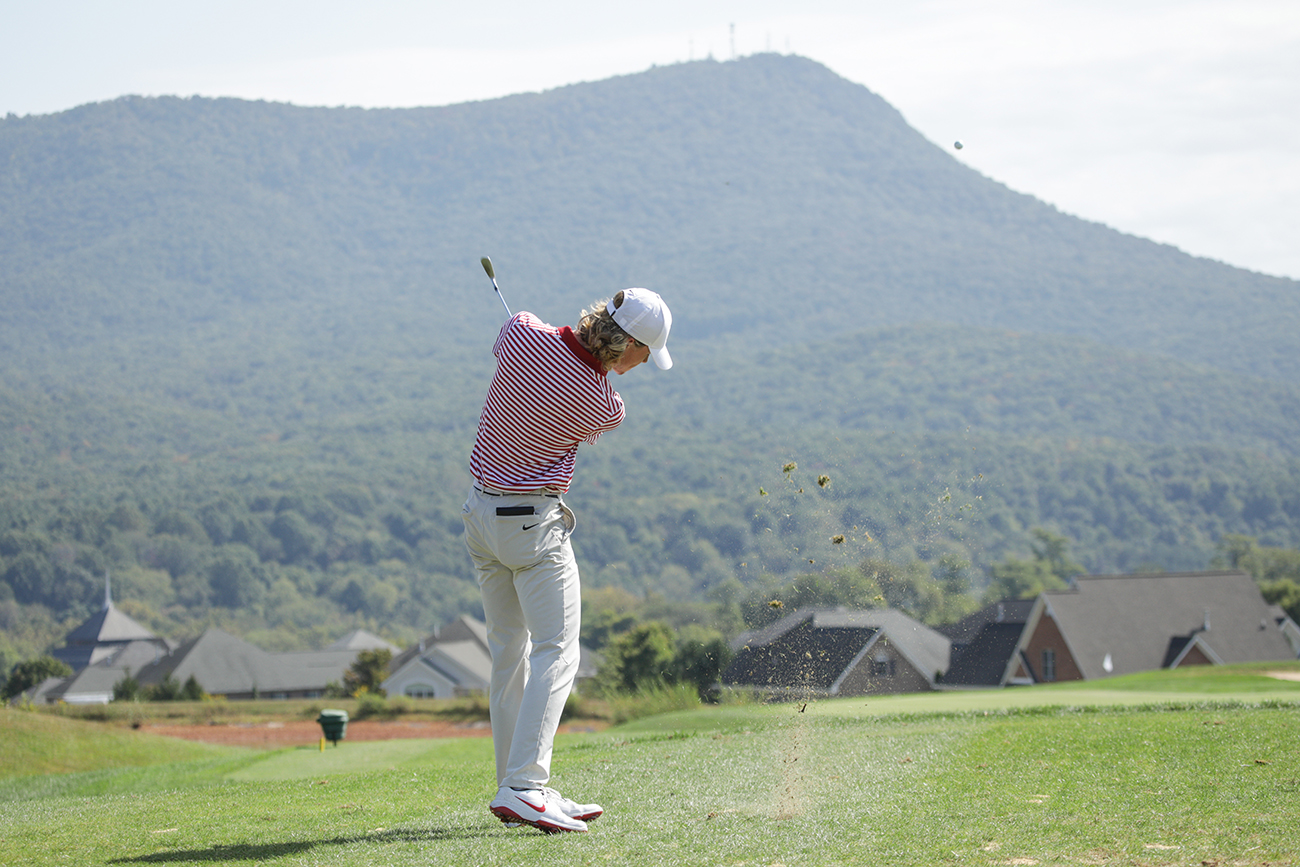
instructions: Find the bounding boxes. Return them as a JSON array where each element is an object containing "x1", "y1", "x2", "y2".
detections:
[{"x1": 954, "y1": 140, "x2": 963, "y2": 150}]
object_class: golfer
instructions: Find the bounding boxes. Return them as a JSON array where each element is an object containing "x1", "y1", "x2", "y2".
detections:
[{"x1": 462, "y1": 287, "x2": 673, "y2": 833}]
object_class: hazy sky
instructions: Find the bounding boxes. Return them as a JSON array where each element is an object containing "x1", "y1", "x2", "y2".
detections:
[{"x1": 5, "y1": 0, "x2": 1297, "y2": 280}]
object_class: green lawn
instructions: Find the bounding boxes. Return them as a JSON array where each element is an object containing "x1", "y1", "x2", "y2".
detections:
[
  {"x1": 2, "y1": 666, "x2": 1298, "y2": 866},
  {"x1": 0, "y1": 710, "x2": 236, "y2": 778}
]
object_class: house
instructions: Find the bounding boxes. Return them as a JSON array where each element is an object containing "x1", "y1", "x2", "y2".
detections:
[
  {"x1": 28, "y1": 578, "x2": 399, "y2": 702},
  {"x1": 940, "y1": 598, "x2": 1037, "y2": 687},
  {"x1": 382, "y1": 615, "x2": 493, "y2": 699},
  {"x1": 1270, "y1": 604, "x2": 1300, "y2": 657},
  {"x1": 37, "y1": 638, "x2": 176, "y2": 705},
  {"x1": 326, "y1": 629, "x2": 400, "y2": 654},
  {"x1": 381, "y1": 614, "x2": 600, "y2": 699},
  {"x1": 35, "y1": 575, "x2": 176, "y2": 704},
  {"x1": 721, "y1": 608, "x2": 951, "y2": 698},
  {"x1": 49, "y1": 574, "x2": 174, "y2": 672},
  {"x1": 131, "y1": 627, "x2": 370, "y2": 700},
  {"x1": 1011, "y1": 571, "x2": 1298, "y2": 683}
]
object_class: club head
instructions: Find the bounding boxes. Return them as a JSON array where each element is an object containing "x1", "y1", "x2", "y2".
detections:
[{"x1": 479, "y1": 256, "x2": 511, "y2": 317}]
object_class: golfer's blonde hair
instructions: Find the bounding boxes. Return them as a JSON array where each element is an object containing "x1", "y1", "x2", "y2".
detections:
[{"x1": 577, "y1": 290, "x2": 640, "y2": 369}]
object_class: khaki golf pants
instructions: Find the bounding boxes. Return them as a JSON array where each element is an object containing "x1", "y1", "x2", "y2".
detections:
[{"x1": 462, "y1": 486, "x2": 580, "y2": 790}]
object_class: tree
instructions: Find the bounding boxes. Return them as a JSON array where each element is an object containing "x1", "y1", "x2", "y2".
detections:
[
  {"x1": 983, "y1": 529, "x2": 1079, "y2": 603},
  {"x1": 113, "y1": 670, "x2": 141, "y2": 702},
  {"x1": 207, "y1": 544, "x2": 266, "y2": 608},
  {"x1": 180, "y1": 674, "x2": 205, "y2": 700},
  {"x1": 926, "y1": 555, "x2": 981, "y2": 624},
  {"x1": 141, "y1": 672, "x2": 204, "y2": 701},
  {"x1": 3, "y1": 553, "x2": 56, "y2": 606},
  {"x1": 343, "y1": 648, "x2": 392, "y2": 697},
  {"x1": 145, "y1": 673, "x2": 182, "y2": 701},
  {"x1": 269, "y1": 511, "x2": 321, "y2": 564},
  {"x1": 1214, "y1": 535, "x2": 1300, "y2": 621},
  {"x1": 2, "y1": 655, "x2": 72, "y2": 700},
  {"x1": 597, "y1": 622, "x2": 676, "y2": 693},
  {"x1": 983, "y1": 557, "x2": 1063, "y2": 603},
  {"x1": 866, "y1": 558, "x2": 940, "y2": 619},
  {"x1": 1261, "y1": 579, "x2": 1300, "y2": 624},
  {"x1": 741, "y1": 567, "x2": 884, "y2": 629},
  {"x1": 1029, "y1": 529, "x2": 1084, "y2": 582},
  {"x1": 581, "y1": 608, "x2": 639, "y2": 652},
  {"x1": 669, "y1": 630, "x2": 733, "y2": 700}
]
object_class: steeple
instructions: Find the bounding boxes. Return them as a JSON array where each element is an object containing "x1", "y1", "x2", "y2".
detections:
[{"x1": 52, "y1": 578, "x2": 166, "y2": 671}]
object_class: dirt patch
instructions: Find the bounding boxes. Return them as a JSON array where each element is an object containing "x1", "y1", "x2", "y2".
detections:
[
  {"x1": 1265, "y1": 671, "x2": 1300, "y2": 682},
  {"x1": 143, "y1": 718, "x2": 605, "y2": 749}
]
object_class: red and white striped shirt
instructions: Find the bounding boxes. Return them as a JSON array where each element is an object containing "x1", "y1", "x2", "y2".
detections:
[{"x1": 469, "y1": 312, "x2": 626, "y2": 493}]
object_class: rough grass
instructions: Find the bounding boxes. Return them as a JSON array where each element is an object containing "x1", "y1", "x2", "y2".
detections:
[
  {"x1": 0, "y1": 709, "x2": 233, "y2": 779},
  {"x1": 45, "y1": 694, "x2": 496, "y2": 726}
]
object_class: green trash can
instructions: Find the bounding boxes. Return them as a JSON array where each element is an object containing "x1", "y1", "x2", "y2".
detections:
[{"x1": 317, "y1": 709, "x2": 348, "y2": 746}]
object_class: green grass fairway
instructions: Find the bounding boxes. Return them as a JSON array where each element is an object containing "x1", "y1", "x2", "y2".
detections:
[
  {"x1": 226, "y1": 737, "x2": 494, "y2": 783},
  {"x1": 2, "y1": 665, "x2": 1298, "y2": 866}
]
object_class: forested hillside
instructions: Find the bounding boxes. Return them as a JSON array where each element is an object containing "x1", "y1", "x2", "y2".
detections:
[{"x1": 3, "y1": 54, "x2": 1299, "y2": 669}]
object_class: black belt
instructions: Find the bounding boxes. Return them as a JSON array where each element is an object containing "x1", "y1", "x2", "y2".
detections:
[{"x1": 475, "y1": 485, "x2": 560, "y2": 499}]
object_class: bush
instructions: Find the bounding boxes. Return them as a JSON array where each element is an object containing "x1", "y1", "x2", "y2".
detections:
[
  {"x1": 560, "y1": 689, "x2": 601, "y2": 722},
  {"x1": 343, "y1": 649, "x2": 392, "y2": 697},
  {"x1": 592, "y1": 621, "x2": 732, "y2": 701},
  {"x1": 2, "y1": 655, "x2": 73, "y2": 700},
  {"x1": 715, "y1": 686, "x2": 761, "y2": 706},
  {"x1": 144, "y1": 674, "x2": 182, "y2": 701},
  {"x1": 352, "y1": 691, "x2": 412, "y2": 720},
  {"x1": 604, "y1": 680, "x2": 701, "y2": 725},
  {"x1": 353, "y1": 691, "x2": 385, "y2": 719}
]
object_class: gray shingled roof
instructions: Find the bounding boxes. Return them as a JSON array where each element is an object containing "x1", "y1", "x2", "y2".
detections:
[
  {"x1": 52, "y1": 603, "x2": 172, "y2": 671},
  {"x1": 436, "y1": 615, "x2": 489, "y2": 651},
  {"x1": 326, "y1": 629, "x2": 400, "y2": 653},
  {"x1": 416, "y1": 640, "x2": 492, "y2": 687},
  {"x1": 940, "y1": 599, "x2": 1036, "y2": 688},
  {"x1": 943, "y1": 622, "x2": 1026, "y2": 686},
  {"x1": 940, "y1": 599, "x2": 1036, "y2": 645},
  {"x1": 725, "y1": 608, "x2": 951, "y2": 689},
  {"x1": 61, "y1": 602, "x2": 158, "y2": 645},
  {"x1": 1039, "y1": 571, "x2": 1295, "y2": 679},
  {"x1": 389, "y1": 615, "x2": 491, "y2": 675},
  {"x1": 135, "y1": 627, "x2": 303, "y2": 695},
  {"x1": 44, "y1": 639, "x2": 172, "y2": 703}
]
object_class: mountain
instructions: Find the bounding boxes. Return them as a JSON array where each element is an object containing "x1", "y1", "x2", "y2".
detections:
[
  {"x1": 3, "y1": 54, "x2": 1299, "y2": 657},
  {"x1": 3, "y1": 54, "x2": 1296, "y2": 380}
]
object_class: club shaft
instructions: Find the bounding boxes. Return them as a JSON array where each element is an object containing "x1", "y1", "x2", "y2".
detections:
[
  {"x1": 481, "y1": 256, "x2": 511, "y2": 317},
  {"x1": 493, "y1": 281, "x2": 511, "y2": 317}
]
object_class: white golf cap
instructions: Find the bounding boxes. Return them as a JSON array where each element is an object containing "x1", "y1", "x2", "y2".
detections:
[{"x1": 608, "y1": 288, "x2": 673, "y2": 370}]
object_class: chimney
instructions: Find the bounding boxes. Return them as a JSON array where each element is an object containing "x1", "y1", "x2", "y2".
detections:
[{"x1": 1202, "y1": 607, "x2": 1211, "y2": 632}]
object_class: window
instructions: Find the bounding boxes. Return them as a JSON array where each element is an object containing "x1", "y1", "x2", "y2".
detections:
[
  {"x1": 1041, "y1": 648, "x2": 1056, "y2": 682},
  {"x1": 871, "y1": 654, "x2": 896, "y2": 677},
  {"x1": 405, "y1": 684, "x2": 436, "y2": 698}
]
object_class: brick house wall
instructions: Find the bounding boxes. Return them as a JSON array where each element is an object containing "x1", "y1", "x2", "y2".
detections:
[
  {"x1": 1022, "y1": 613, "x2": 1083, "y2": 682},
  {"x1": 836, "y1": 637, "x2": 935, "y2": 695}
]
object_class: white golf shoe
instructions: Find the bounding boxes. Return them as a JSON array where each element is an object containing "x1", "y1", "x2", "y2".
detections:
[
  {"x1": 490, "y1": 787, "x2": 588, "y2": 833},
  {"x1": 543, "y1": 786, "x2": 603, "y2": 821}
]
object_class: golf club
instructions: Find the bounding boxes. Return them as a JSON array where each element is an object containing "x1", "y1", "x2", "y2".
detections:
[{"x1": 480, "y1": 256, "x2": 512, "y2": 317}]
